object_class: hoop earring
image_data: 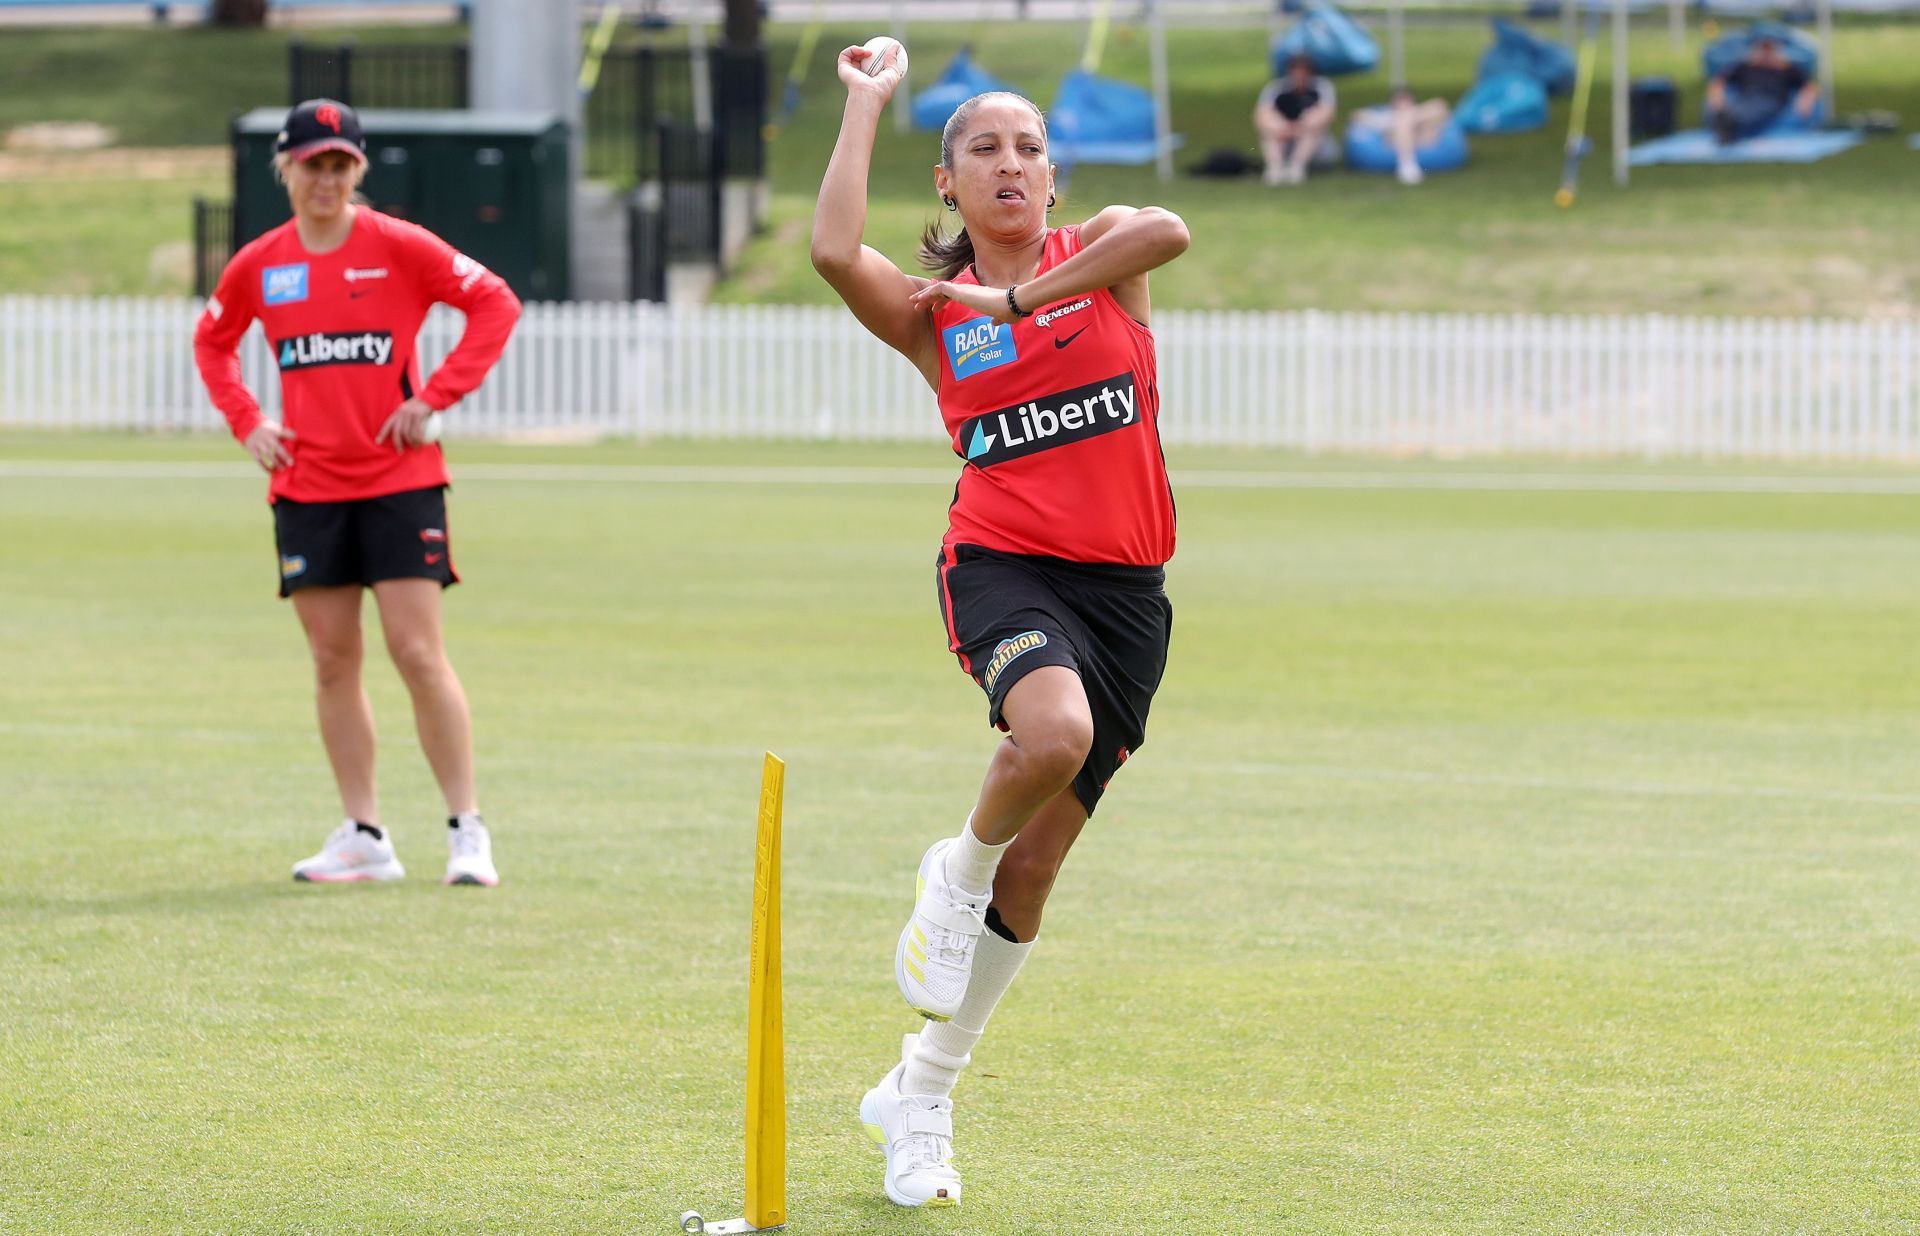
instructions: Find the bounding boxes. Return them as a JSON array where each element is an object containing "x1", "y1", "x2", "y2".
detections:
[
  {"x1": 1047, "y1": 193, "x2": 1056, "y2": 209},
  {"x1": 943, "y1": 195, "x2": 956, "y2": 211}
]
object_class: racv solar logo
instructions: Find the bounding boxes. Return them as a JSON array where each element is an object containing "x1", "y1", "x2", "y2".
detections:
[
  {"x1": 262, "y1": 263, "x2": 309, "y2": 305},
  {"x1": 275, "y1": 331, "x2": 395, "y2": 370},
  {"x1": 943, "y1": 315, "x2": 1017, "y2": 380},
  {"x1": 959, "y1": 372, "x2": 1140, "y2": 467}
]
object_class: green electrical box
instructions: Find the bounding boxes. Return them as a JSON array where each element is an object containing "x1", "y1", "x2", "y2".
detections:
[{"x1": 232, "y1": 108, "x2": 570, "y2": 302}]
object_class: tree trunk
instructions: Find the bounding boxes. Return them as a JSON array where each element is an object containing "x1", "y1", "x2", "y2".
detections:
[
  {"x1": 209, "y1": 0, "x2": 268, "y2": 26},
  {"x1": 723, "y1": 0, "x2": 759, "y2": 50}
]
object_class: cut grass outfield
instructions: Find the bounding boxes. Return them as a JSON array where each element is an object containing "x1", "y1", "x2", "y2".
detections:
[
  {"x1": 1, "y1": 18, "x2": 1917, "y2": 311},
  {"x1": 3, "y1": 434, "x2": 1919, "y2": 1232}
]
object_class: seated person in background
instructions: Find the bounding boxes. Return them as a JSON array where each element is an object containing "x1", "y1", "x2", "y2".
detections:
[
  {"x1": 1253, "y1": 54, "x2": 1337, "y2": 185},
  {"x1": 1350, "y1": 88, "x2": 1452, "y2": 185},
  {"x1": 1706, "y1": 37, "x2": 1818, "y2": 143}
]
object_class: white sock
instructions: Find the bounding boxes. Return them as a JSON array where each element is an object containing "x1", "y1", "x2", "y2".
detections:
[
  {"x1": 943, "y1": 815, "x2": 1009, "y2": 896},
  {"x1": 901, "y1": 930, "x2": 1035, "y2": 1097}
]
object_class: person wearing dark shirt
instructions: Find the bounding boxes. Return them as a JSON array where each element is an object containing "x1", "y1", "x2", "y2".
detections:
[
  {"x1": 1253, "y1": 53, "x2": 1338, "y2": 184},
  {"x1": 812, "y1": 41, "x2": 1187, "y2": 1213},
  {"x1": 1706, "y1": 37, "x2": 1818, "y2": 143},
  {"x1": 194, "y1": 100, "x2": 520, "y2": 887}
]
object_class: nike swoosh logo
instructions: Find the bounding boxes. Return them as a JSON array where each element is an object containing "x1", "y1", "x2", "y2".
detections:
[
  {"x1": 1053, "y1": 325, "x2": 1090, "y2": 349},
  {"x1": 425, "y1": 553, "x2": 444, "y2": 564}
]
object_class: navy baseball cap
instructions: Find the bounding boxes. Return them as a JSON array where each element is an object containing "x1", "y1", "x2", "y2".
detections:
[{"x1": 277, "y1": 99, "x2": 367, "y2": 163}]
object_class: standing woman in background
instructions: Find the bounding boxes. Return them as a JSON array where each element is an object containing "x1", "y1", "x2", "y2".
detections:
[
  {"x1": 194, "y1": 99, "x2": 521, "y2": 886},
  {"x1": 812, "y1": 42, "x2": 1188, "y2": 1210}
]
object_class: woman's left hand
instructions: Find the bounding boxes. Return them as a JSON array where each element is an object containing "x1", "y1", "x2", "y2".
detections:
[
  {"x1": 909, "y1": 280, "x2": 1016, "y2": 323},
  {"x1": 376, "y1": 397, "x2": 438, "y2": 453}
]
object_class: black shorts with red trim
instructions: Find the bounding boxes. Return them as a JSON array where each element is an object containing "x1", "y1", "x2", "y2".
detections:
[
  {"x1": 271, "y1": 485, "x2": 459, "y2": 597},
  {"x1": 936, "y1": 543, "x2": 1172, "y2": 814}
]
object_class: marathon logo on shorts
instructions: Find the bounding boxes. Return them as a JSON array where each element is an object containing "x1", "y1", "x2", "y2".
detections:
[
  {"x1": 262, "y1": 263, "x2": 309, "y2": 305},
  {"x1": 275, "y1": 331, "x2": 395, "y2": 371},
  {"x1": 982, "y1": 630, "x2": 1048, "y2": 693},
  {"x1": 960, "y1": 372, "x2": 1140, "y2": 467},
  {"x1": 943, "y1": 315, "x2": 1017, "y2": 380}
]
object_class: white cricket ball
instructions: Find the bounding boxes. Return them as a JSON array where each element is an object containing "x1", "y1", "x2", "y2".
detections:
[
  {"x1": 861, "y1": 35, "x2": 907, "y2": 78},
  {"x1": 419, "y1": 412, "x2": 443, "y2": 444}
]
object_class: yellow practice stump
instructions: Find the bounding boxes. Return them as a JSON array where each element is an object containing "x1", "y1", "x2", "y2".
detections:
[{"x1": 678, "y1": 753, "x2": 787, "y2": 1235}]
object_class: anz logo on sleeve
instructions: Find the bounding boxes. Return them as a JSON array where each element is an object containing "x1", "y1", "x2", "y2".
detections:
[{"x1": 942, "y1": 315, "x2": 1017, "y2": 380}]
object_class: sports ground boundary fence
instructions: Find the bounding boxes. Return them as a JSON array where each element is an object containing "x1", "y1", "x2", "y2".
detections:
[
  {"x1": 4, "y1": 296, "x2": 1917, "y2": 458},
  {"x1": 284, "y1": 40, "x2": 765, "y2": 185}
]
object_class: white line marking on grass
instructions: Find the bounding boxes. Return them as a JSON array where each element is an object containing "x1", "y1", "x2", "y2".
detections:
[
  {"x1": 6, "y1": 458, "x2": 1920, "y2": 495},
  {"x1": 7, "y1": 719, "x2": 1918, "y2": 808}
]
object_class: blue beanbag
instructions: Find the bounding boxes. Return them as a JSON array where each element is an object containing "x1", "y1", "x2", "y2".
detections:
[
  {"x1": 1477, "y1": 18, "x2": 1576, "y2": 96},
  {"x1": 1458, "y1": 72, "x2": 1550, "y2": 133},
  {"x1": 1702, "y1": 22, "x2": 1819, "y2": 79},
  {"x1": 1345, "y1": 110, "x2": 1470, "y2": 173},
  {"x1": 1272, "y1": 2, "x2": 1380, "y2": 77},
  {"x1": 1048, "y1": 69, "x2": 1170, "y2": 165},
  {"x1": 912, "y1": 50, "x2": 1020, "y2": 132}
]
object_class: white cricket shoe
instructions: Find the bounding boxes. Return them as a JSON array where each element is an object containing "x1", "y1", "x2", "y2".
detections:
[
  {"x1": 895, "y1": 839, "x2": 989, "y2": 1022},
  {"x1": 444, "y1": 813, "x2": 499, "y2": 887},
  {"x1": 292, "y1": 820, "x2": 405, "y2": 883},
  {"x1": 860, "y1": 1035, "x2": 962, "y2": 1209}
]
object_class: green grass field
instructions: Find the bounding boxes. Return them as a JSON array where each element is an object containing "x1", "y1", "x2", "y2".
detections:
[
  {"x1": 2, "y1": 18, "x2": 1917, "y2": 312},
  {"x1": 4, "y1": 434, "x2": 1919, "y2": 1232}
]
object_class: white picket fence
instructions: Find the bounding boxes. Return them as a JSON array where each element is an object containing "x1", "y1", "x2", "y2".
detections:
[{"x1": 3, "y1": 295, "x2": 1917, "y2": 459}]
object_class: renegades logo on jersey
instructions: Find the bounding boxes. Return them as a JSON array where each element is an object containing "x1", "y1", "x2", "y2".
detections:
[
  {"x1": 275, "y1": 331, "x2": 396, "y2": 370},
  {"x1": 959, "y1": 372, "x2": 1140, "y2": 467}
]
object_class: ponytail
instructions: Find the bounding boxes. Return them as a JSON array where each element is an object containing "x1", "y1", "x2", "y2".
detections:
[{"x1": 917, "y1": 223, "x2": 976, "y2": 281}]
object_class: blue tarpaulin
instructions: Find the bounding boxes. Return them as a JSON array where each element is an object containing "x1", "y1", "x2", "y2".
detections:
[
  {"x1": 912, "y1": 50, "x2": 1020, "y2": 133},
  {"x1": 1458, "y1": 72, "x2": 1551, "y2": 133},
  {"x1": 1048, "y1": 69, "x2": 1178, "y2": 165},
  {"x1": 1477, "y1": 18, "x2": 1577, "y2": 95},
  {"x1": 1271, "y1": 2, "x2": 1380, "y2": 77},
  {"x1": 1629, "y1": 128, "x2": 1860, "y2": 164}
]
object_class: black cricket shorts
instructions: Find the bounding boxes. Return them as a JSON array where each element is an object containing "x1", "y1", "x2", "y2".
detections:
[
  {"x1": 272, "y1": 485, "x2": 459, "y2": 598},
  {"x1": 936, "y1": 543, "x2": 1173, "y2": 814}
]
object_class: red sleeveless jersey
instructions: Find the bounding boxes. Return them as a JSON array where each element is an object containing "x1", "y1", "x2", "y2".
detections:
[{"x1": 933, "y1": 225, "x2": 1176, "y2": 566}]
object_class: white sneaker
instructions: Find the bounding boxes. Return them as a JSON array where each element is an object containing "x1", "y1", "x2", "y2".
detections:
[
  {"x1": 444, "y1": 813, "x2": 499, "y2": 886},
  {"x1": 1397, "y1": 159, "x2": 1424, "y2": 185},
  {"x1": 896, "y1": 839, "x2": 989, "y2": 1022},
  {"x1": 292, "y1": 819, "x2": 405, "y2": 883},
  {"x1": 860, "y1": 1036, "x2": 962, "y2": 1209}
]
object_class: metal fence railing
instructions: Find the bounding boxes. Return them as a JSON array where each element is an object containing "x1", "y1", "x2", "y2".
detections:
[
  {"x1": 288, "y1": 41, "x2": 470, "y2": 109},
  {"x1": 6, "y1": 296, "x2": 1919, "y2": 457},
  {"x1": 282, "y1": 40, "x2": 766, "y2": 186},
  {"x1": 190, "y1": 199, "x2": 234, "y2": 299}
]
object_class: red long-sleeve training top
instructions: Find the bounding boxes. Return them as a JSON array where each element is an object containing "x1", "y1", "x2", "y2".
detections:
[{"x1": 193, "y1": 208, "x2": 521, "y2": 503}]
